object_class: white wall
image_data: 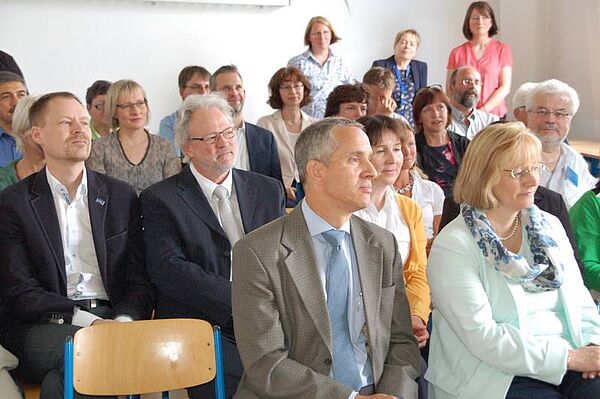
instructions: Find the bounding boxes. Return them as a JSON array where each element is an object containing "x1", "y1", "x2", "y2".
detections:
[
  {"x1": 2, "y1": 0, "x2": 598, "y2": 140},
  {"x1": 2, "y1": 0, "x2": 471, "y2": 133}
]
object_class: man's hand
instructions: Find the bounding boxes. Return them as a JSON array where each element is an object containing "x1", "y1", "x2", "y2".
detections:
[{"x1": 412, "y1": 315, "x2": 429, "y2": 348}]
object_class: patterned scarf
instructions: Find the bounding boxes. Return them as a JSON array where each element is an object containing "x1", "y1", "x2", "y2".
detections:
[{"x1": 461, "y1": 203, "x2": 563, "y2": 292}]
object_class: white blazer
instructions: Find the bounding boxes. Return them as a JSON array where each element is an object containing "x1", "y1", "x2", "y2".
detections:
[
  {"x1": 426, "y1": 210, "x2": 600, "y2": 399},
  {"x1": 256, "y1": 110, "x2": 317, "y2": 188}
]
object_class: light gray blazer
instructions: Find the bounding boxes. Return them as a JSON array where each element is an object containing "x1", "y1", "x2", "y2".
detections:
[
  {"x1": 232, "y1": 204, "x2": 420, "y2": 399},
  {"x1": 256, "y1": 110, "x2": 317, "y2": 188}
]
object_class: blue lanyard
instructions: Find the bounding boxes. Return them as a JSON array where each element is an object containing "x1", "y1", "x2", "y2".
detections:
[{"x1": 393, "y1": 63, "x2": 411, "y2": 107}]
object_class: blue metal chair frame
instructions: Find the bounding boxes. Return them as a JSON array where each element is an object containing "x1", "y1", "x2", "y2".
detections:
[{"x1": 64, "y1": 325, "x2": 225, "y2": 399}]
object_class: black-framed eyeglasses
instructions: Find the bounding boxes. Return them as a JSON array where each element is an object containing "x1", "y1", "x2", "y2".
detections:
[
  {"x1": 116, "y1": 99, "x2": 148, "y2": 110},
  {"x1": 184, "y1": 84, "x2": 210, "y2": 92},
  {"x1": 528, "y1": 108, "x2": 572, "y2": 120},
  {"x1": 503, "y1": 163, "x2": 546, "y2": 180},
  {"x1": 188, "y1": 126, "x2": 237, "y2": 144}
]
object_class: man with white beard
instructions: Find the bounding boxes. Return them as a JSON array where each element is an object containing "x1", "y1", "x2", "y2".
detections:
[{"x1": 448, "y1": 66, "x2": 497, "y2": 139}]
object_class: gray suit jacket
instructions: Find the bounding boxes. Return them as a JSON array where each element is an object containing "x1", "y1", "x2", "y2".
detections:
[{"x1": 232, "y1": 204, "x2": 420, "y2": 399}]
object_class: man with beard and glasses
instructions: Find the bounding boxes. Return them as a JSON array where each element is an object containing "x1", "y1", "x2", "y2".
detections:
[
  {"x1": 0, "y1": 71, "x2": 28, "y2": 167},
  {"x1": 526, "y1": 79, "x2": 597, "y2": 209},
  {"x1": 448, "y1": 66, "x2": 497, "y2": 140},
  {"x1": 140, "y1": 93, "x2": 285, "y2": 399}
]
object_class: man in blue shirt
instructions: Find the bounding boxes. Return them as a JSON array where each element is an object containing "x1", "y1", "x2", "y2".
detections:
[{"x1": 0, "y1": 71, "x2": 27, "y2": 167}]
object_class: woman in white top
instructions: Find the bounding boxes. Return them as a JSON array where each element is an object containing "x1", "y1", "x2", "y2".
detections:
[
  {"x1": 394, "y1": 127, "x2": 444, "y2": 252},
  {"x1": 355, "y1": 115, "x2": 430, "y2": 348},
  {"x1": 257, "y1": 66, "x2": 317, "y2": 205},
  {"x1": 427, "y1": 123, "x2": 600, "y2": 398}
]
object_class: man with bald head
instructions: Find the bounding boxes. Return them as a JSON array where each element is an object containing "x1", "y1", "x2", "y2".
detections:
[{"x1": 448, "y1": 66, "x2": 497, "y2": 139}]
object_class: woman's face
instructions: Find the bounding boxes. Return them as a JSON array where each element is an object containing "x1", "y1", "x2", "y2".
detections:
[
  {"x1": 394, "y1": 33, "x2": 419, "y2": 62},
  {"x1": 338, "y1": 102, "x2": 367, "y2": 120},
  {"x1": 115, "y1": 89, "x2": 147, "y2": 131},
  {"x1": 492, "y1": 160, "x2": 540, "y2": 212},
  {"x1": 370, "y1": 129, "x2": 403, "y2": 187},
  {"x1": 309, "y1": 22, "x2": 332, "y2": 52},
  {"x1": 469, "y1": 8, "x2": 493, "y2": 38},
  {"x1": 401, "y1": 129, "x2": 417, "y2": 170},
  {"x1": 279, "y1": 78, "x2": 304, "y2": 108},
  {"x1": 419, "y1": 97, "x2": 448, "y2": 135}
]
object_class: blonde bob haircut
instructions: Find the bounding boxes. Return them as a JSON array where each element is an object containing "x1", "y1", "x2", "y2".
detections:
[
  {"x1": 393, "y1": 29, "x2": 421, "y2": 48},
  {"x1": 105, "y1": 79, "x2": 150, "y2": 130},
  {"x1": 12, "y1": 95, "x2": 41, "y2": 153},
  {"x1": 453, "y1": 122, "x2": 542, "y2": 210},
  {"x1": 303, "y1": 16, "x2": 340, "y2": 48}
]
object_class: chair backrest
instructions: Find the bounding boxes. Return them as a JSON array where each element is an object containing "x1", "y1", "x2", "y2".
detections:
[{"x1": 70, "y1": 319, "x2": 218, "y2": 396}]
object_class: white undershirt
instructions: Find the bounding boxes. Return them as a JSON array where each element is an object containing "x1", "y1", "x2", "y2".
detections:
[{"x1": 234, "y1": 122, "x2": 251, "y2": 172}]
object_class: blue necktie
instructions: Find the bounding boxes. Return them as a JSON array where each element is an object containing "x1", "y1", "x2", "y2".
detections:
[{"x1": 321, "y1": 229, "x2": 363, "y2": 390}]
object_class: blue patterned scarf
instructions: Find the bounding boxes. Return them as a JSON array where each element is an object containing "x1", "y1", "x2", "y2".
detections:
[{"x1": 461, "y1": 203, "x2": 563, "y2": 292}]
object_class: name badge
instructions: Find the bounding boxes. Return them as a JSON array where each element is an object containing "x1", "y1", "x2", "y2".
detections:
[{"x1": 565, "y1": 166, "x2": 579, "y2": 186}]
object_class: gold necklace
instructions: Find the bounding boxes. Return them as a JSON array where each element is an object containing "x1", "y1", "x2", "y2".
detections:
[{"x1": 498, "y1": 214, "x2": 520, "y2": 241}]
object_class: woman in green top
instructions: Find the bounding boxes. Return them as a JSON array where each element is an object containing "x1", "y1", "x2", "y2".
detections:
[
  {"x1": 0, "y1": 95, "x2": 44, "y2": 191},
  {"x1": 569, "y1": 180, "x2": 600, "y2": 297}
]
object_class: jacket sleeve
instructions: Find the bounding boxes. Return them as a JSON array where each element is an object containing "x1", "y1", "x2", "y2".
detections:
[{"x1": 569, "y1": 192, "x2": 600, "y2": 291}]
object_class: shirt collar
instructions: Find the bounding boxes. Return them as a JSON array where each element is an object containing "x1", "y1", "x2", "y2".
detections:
[
  {"x1": 0, "y1": 127, "x2": 16, "y2": 141},
  {"x1": 189, "y1": 163, "x2": 234, "y2": 199},
  {"x1": 301, "y1": 199, "x2": 351, "y2": 237},
  {"x1": 46, "y1": 167, "x2": 88, "y2": 205}
]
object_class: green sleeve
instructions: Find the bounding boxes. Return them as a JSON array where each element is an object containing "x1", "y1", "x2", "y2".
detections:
[{"x1": 570, "y1": 191, "x2": 600, "y2": 291}]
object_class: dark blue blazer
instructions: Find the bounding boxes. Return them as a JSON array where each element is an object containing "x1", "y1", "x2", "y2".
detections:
[
  {"x1": 139, "y1": 166, "x2": 286, "y2": 332},
  {"x1": 372, "y1": 56, "x2": 428, "y2": 92},
  {"x1": 0, "y1": 168, "x2": 155, "y2": 328},
  {"x1": 245, "y1": 122, "x2": 283, "y2": 184}
]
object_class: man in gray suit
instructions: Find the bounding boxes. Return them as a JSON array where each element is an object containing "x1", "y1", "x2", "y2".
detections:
[{"x1": 232, "y1": 118, "x2": 420, "y2": 399}]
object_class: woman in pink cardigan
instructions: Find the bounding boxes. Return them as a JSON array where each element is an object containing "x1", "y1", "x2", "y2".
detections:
[{"x1": 447, "y1": 1, "x2": 512, "y2": 118}]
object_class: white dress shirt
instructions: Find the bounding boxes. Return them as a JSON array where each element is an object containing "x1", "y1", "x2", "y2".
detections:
[
  {"x1": 540, "y1": 142, "x2": 598, "y2": 209},
  {"x1": 302, "y1": 200, "x2": 373, "y2": 397},
  {"x1": 411, "y1": 171, "x2": 445, "y2": 239},
  {"x1": 354, "y1": 186, "x2": 410, "y2": 265},
  {"x1": 47, "y1": 168, "x2": 109, "y2": 327},
  {"x1": 234, "y1": 122, "x2": 251, "y2": 172},
  {"x1": 449, "y1": 106, "x2": 498, "y2": 140},
  {"x1": 189, "y1": 163, "x2": 245, "y2": 279}
]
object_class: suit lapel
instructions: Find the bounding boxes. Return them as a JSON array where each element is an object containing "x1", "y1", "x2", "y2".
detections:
[
  {"x1": 87, "y1": 171, "x2": 108, "y2": 282},
  {"x1": 350, "y1": 216, "x2": 383, "y2": 345},
  {"x1": 177, "y1": 167, "x2": 228, "y2": 241},
  {"x1": 410, "y1": 60, "x2": 421, "y2": 90},
  {"x1": 30, "y1": 169, "x2": 67, "y2": 288},
  {"x1": 233, "y1": 169, "x2": 257, "y2": 233},
  {"x1": 282, "y1": 206, "x2": 332, "y2": 354}
]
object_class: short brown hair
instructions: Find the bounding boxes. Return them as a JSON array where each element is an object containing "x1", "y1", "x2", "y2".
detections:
[
  {"x1": 178, "y1": 66, "x2": 211, "y2": 90},
  {"x1": 454, "y1": 122, "x2": 541, "y2": 209},
  {"x1": 29, "y1": 92, "x2": 81, "y2": 127},
  {"x1": 357, "y1": 115, "x2": 409, "y2": 147},
  {"x1": 325, "y1": 84, "x2": 367, "y2": 117},
  {"x1": 85, "y1": 80, "x2": 111, "y2": 106},
  {"x1": 393, "y1": 29, "x2": 421, "y2": 48},
  {"x1": 266, "y1": 67, "x2": 312, "y2": 110},
  {"x1": 362, "y1": 67, "x2": 396, "y2": 90},
  {"x1": 462, "y1": 1, "x2": 498, "y2": 40},
  {"x1": 412, "y1": 86, "x2": 453, "y2": 132},
  {"x1": 303, "y1": 16, "x2": 340, "y2": 48}
]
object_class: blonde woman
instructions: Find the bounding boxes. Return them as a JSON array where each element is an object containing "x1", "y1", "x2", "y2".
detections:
[{"x1": 87, "y1": 79, "x2": 180, "y2": 193}]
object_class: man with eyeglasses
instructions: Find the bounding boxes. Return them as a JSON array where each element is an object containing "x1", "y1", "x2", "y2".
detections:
[
  {"x1": 525, "y1": 79, "x2": 597, "y2": 208},
  {"x1": 0, "y1": 71, "x2": 27, "y2": 168},
  {"x1": 159, "y1": 65, "x2": 211, "y2": 157},
  {"x1": 140, "y1": 93, "x2": 286, "y2": 399},
  {"x1": 210, "y1": 64, "x2": 283, "y2": 184},
  {"x1": 448, "y1": 66, "x2": 497, "y2": 139},
  {"x1": 85, "y1": 80, "x2": 112, "y2": 140}
]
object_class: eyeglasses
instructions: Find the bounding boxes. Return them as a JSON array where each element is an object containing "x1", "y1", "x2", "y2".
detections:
[
  {"x1": 280, "y1": 83, "x2": 304, "y2": 91},
  {"x1": 116, "y1": 99, "x2": 148, "y2": 110},
  {"x1": 310, "y1": 30, "x2": 331, "y2": 37},
  {"x1": 503, "y1": 163, "x2": 545, "y2": 180},
  {"x1": 188, "y1": 126, "x2": 237, "y2": 144},
  {"x1": 91, "y1": 102, "x2": 105, "y2": 111},
  {"x1": 470, "y1": 15, "x2": 491, "y2": 22},
  {"x1": 528, "y1": 108, "x2": 572, "y2": 120},
  {"x1": 184, "y1": 84, "x2": 209, "y2": 92},
  {"x1": 459, "y1": 78, "x2": 481, "y2": 86}
]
